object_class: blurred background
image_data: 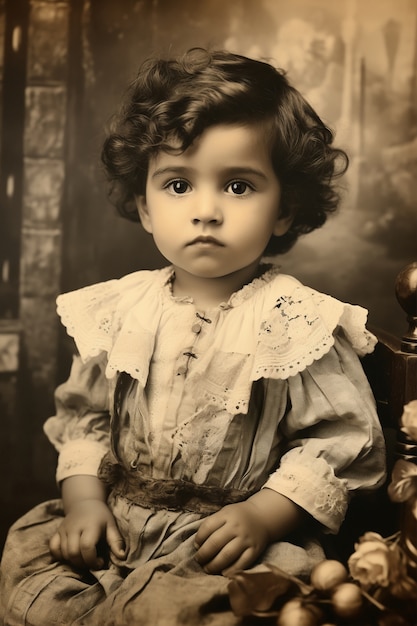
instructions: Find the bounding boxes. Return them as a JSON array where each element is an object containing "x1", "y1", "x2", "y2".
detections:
[{"x1": 0, "y1": 0, "x2": 416, "y2": 547}]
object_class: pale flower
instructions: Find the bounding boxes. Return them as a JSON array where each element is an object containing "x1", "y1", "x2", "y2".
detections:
[
  {"x1": 387, "y1": 458, "x2": 417, "y2": 503},
  {"x1": 348, "y1": 533, "x2": 405, "y2": 589},
  {"x1": 401, "y1": 399, "x2": 417, "y2": 441}
]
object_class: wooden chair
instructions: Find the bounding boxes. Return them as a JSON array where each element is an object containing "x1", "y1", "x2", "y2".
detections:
[{"x1": 334, "y1": 261, "x2": 417, "y2": 567}]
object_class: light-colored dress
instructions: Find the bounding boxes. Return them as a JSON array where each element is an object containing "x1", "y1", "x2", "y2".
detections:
[{"x1": 0, "y1": 265, "x2": 386, "y2": 626}]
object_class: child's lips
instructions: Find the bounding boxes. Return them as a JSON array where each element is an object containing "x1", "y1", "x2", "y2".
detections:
[{"x1": 187, "y1": 236, "x2": 224, "y2": 247}]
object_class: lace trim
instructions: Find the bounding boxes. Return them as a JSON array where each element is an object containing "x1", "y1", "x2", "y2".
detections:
[
  {"x1": 251, "y1": 285, "x2": 376, "y2": 381},
  {"x1": 228, "y1": 265, "x2": 281, "y2": 307},
  {"x1": 263, "y1": 456, "x2": 349, "y2": 533},
  {"x1": 56, "y1": 280, "x2": 118, "y2": 360},
  {"x1": 57, "y1": 271, "x2": 163, "y2": 385},
  {"x1": 55, "y1": 439, "x2": 109, "y2": 482},
  {"x1": 162, "y1": 264, "x2": 281, "y2": 308},
  {"x1": 56, "y1": 269, "x2": 376, "y2": 416}
]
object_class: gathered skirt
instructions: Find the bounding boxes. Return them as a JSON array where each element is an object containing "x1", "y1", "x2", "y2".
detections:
[{"x1": 0, "y1": 496, "x2": 325, "y2": 626}]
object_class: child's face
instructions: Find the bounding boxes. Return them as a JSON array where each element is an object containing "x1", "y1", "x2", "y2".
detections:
[{"x1": 136, "y1": 123, "x2": 291, "y2": 287}]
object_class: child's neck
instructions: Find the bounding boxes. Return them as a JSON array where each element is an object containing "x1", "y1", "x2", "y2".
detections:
[{"x1": 172, "y1": 263, "x2": 263, "y2": 310}]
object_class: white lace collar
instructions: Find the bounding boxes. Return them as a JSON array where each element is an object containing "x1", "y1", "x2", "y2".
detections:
[{"x1": 56, "y1": 266, "x2": 376, "y2": 402}]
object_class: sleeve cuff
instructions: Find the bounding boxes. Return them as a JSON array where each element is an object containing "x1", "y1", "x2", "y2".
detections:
[
  {"x1": 262, "y1": 453, "x2": 349, "y2": 533},
  {"x1": 56, "y1": 439, "x2": 109, "y2": 483}
]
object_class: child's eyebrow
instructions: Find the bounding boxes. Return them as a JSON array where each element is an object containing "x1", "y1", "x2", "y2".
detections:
[
  {"x1": 221, "y1": 167, "x2": 268, "y2": 181},
  {"x1": 151, "y1": 166, "x2": 268, "y2": 180},
  {"x1": 151, "y1": 166, "x2": 194, "y2": 179}
]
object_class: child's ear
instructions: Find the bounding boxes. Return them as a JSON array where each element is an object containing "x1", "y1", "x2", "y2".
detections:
[
  {"x1": 135, "y1": 195, "x2": 153, "y2": 234},
  {"x1": 273, "y1": 212, "x2": 293, "y2": 237}
]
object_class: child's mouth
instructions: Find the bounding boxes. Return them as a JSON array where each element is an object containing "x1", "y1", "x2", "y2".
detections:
[{"x1": 187, "y1": 236, "x2": 224, "y2": 247}]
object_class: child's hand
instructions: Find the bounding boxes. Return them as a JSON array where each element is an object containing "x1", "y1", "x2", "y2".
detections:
[
  {"x1": 194, "y1": 501, "x2": 270, "y2": 576},
  {"x1": 49, "y1": 499, "x2": 125, "y2": 570}
]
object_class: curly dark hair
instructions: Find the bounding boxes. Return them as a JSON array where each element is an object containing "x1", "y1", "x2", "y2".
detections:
[{"x1": 101, "y1": 48, "x2": 348, "y2": 255}]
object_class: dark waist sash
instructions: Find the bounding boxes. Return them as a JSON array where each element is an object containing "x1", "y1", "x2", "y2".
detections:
[{"x1": 98, "y1": 453, "x2": 255, "y2": 514}]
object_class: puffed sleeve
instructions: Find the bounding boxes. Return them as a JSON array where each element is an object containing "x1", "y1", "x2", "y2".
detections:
[
  {"x1": 43, "y1": 352, "x2": 111, "y2": 482},
  {"x1": 263, "y1": 331, "x2": 387, "y2": 534}
]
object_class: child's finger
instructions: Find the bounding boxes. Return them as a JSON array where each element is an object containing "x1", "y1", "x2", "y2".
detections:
[
  {"x1": 194, "y1": 525, "x2": 235, "y2": 566},
  {"x1": 194, "y1": 513, "x2": 226, "y2": 548},
  {"x1": 61, "y1": 529, "x2": 97, "y2": 570},
  {"x1": 221, "y1": 547, "x2": 255, "y2": 577},
  {"x1": 56, "y1": 530, "x2": 69, "y2": 562},
  {"x1": 77, "y1": 528, "x2": 104, "y2": 570},
  {"x1": 49, "y1": 531, "x2": 63, "y2": 561},
  {"x1": 199, "y1": 537, "x2": 245, "y2": 574},
  {"x1": 106, "y1": 521, "x2": 125, "y2": 558}
]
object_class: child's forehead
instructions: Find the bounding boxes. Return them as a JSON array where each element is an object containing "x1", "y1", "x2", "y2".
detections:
[{"x1": 147, "y1": 122, "x2": 276, "y2": 177}]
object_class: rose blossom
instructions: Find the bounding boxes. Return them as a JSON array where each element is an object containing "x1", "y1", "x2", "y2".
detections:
[
  {"x1": 348, "y1": 533, "x2": 405, "y2": 589},
  {"x1": 401, "y1": 399, "x2": 417, "y2": 441},
  {"x1": 387, "y1": 458, "x2": 417, "y2": 503}
]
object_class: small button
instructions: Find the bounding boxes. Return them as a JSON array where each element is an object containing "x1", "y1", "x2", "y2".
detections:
[
  {"x1": 177, "y1": 365, "x2": 187, "y2": 375},
  {"x1": 192, "y1": 323, "x2": 202, "y2": 333}
]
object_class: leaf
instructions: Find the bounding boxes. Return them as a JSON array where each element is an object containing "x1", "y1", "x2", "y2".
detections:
[
  {"x1": 265, "y1": 562, "x2": 313, "y2": 596},
  {"x1": 228, "y1": 564, "x2": 300, "y2": 617}
]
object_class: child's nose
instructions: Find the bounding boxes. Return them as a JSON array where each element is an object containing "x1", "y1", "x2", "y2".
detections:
[{"x1": 191, "y1": 192, "x2": 223, "y2": 225}]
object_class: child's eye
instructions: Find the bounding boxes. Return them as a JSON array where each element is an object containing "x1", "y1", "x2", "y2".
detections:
[
  {"x1": 165, "y1": 179, "x2": 190, "y2": 194},
  {"x1": 226, "y1": 181, "x2": 253, "y2": 196}
]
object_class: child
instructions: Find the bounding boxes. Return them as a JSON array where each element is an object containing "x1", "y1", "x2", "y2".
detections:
[{"x1": 0, "y1": 48, "x2": 386, "y2": 626}]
